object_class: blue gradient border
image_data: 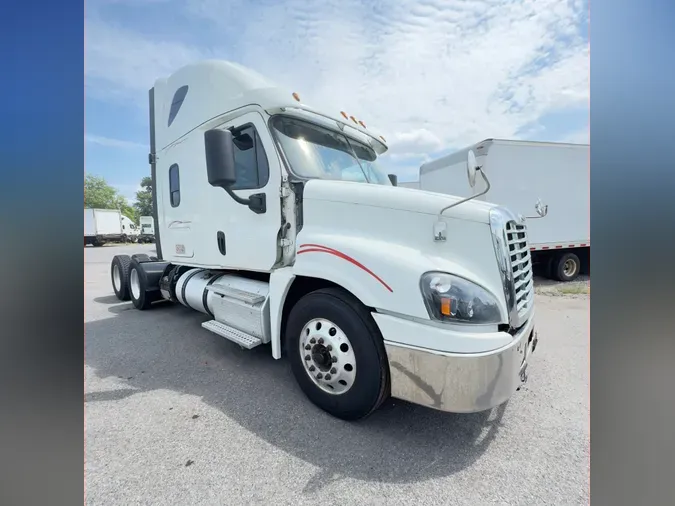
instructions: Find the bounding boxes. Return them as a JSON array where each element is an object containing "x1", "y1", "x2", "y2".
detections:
[
  {"x1": 1, "y1": 2, "x2": 84, "y2": 505},
  {"x1": 591, "y1": 0, "x2": 675, "y2": 504}
]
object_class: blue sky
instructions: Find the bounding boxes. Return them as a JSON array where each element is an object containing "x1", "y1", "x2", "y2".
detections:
[{"x1": 85, "y1": 0, "x2": 589, "y2": 201}]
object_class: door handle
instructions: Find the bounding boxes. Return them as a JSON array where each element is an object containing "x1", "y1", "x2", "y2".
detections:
[{"x1": 217, "y1": 231, "x2": 226, "y2": 255}]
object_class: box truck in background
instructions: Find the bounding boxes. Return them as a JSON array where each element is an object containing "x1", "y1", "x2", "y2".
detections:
[
  {"x1": 84, "y1": 208, "x2": 123, "y2": 246},
  {"x1": 139, "y1": 216, "x2": 155, "y2": 243},
  {"x1": 420, "y1": 139, "x2": 589, "y2": 282},
  {"x1": 121, "y1": 215, "x2": 139, "y2": 242}
]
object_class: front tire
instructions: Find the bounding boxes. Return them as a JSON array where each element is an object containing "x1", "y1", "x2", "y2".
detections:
[{"x1": 286, "y1": 287, "x2": 390, "y2": 421}]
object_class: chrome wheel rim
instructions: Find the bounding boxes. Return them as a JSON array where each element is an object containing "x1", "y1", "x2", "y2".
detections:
[
  {"x1": 563, "y1": 259, "x2": 578, "y2": 278},
  {"x1": 299, "y1": 318, "x2": 356, "y2": 395},
  {"x1": 130, "y1": 268, "x2": 141, "y2": 299}
]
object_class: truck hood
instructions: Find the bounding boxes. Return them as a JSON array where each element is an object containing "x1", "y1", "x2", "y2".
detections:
[{"x1": 303, "y1": 179, "x2": 496, "y2": 224}]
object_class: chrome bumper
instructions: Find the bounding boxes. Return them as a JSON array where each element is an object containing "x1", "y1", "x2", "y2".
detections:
[{"x1": 383, "y1": 320, "x2": 537, "y2": 413}]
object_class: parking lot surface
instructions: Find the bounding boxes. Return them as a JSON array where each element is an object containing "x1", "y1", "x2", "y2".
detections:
[{"x1": 85, "y1": 245, "x2": 589, "y2": 506}]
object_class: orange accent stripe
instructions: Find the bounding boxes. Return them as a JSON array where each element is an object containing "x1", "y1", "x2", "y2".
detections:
[{"x1": 297, "y1": 244, "x2": 393, "y2": 293}]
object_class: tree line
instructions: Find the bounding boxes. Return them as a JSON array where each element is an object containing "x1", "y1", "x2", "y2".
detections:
[{"x1": 84, "y1": 174, "x2": 153, "y2": 223}]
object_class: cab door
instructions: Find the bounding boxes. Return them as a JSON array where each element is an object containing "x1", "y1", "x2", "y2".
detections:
[{"x1": 198, "y1": 111, "x2": 283, "y2": 271}]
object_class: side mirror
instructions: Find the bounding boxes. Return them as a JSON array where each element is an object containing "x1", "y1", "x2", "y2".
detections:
[
  {"x1": 388, "y1": 173, "x2": 398, "y2": 186},
  {"x1": 204, "y1": 127, "x2": 267, "y2": 215},
  {"x1": 466, "y1": 150, "x2": 478, "y2": 188},
  {"x1": 204, "y1": 129, "x2": 237, "y2": 188},
  {"x1": 533, "y1": 198, "x2": 549, "y2": 218}
]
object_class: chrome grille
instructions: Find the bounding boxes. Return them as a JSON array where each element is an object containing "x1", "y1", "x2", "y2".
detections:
[
  {"x1": 505, "y1": 221, "x2": 534, "y2": 320},
  {"x1": 489, "y1": 207, "x2": 534, "y2": 328}
]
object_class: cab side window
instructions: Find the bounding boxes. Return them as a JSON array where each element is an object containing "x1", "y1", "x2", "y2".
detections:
[{"x1": 231, "y1": 125, "x2": 270, "y2": 190}]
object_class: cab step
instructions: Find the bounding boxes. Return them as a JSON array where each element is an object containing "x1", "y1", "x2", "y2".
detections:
[{"x1": 201, "y1": 320, "x2": 262, "y2": 349}]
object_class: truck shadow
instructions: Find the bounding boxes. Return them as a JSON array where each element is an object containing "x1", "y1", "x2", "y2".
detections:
[{"x1": 85, "y1": 301, "x2": 508, "y2": 487}]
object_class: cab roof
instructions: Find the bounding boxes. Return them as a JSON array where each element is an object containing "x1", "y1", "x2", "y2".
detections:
[{"x1": 151, "y1": 60, "x2": 388, "y2": 154}]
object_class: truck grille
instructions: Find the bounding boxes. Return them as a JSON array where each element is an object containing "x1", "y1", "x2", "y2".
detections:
[{"x1": 505, "y1": 221, "x2": 534, "y2": 320}]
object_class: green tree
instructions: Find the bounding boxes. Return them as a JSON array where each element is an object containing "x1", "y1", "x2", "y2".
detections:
[
  {"x1": 84, "y1": 174, "x2": 136, "y2": 223},
  {"x1": 133, "y1": 176, "x2": 154, "y2": 218}
]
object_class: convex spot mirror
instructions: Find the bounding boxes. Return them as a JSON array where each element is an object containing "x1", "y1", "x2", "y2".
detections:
[{"x1": 467, "y1": 150, "x2": 479, "y2": 188}]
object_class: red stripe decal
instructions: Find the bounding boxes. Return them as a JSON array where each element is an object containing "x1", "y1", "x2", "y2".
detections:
[
  {"x1": 297, "y1": 244, "x2": 393, "y2": 293},
  {"x1": 569, "y1": 244, "x2": 575, "y2": 248},
  {"x1": 580, "y1": 243, "x2": 587, "y2": 247},
  {"x1": 530, "y1": 247, "x2": 535, "y2": 251},
  {"x1": 555, "y1": 245, "x2": 563, "y2": 249},
  {"x1": 542, "y1": 246, "x2": 550, "y2": 250}
]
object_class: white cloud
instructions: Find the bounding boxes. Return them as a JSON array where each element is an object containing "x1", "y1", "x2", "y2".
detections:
[
  {"x1": 85, "y1": 19, "x2": 212, "y2": 106},
  {"x1": 85, "y1": 0, "x2": 589, "y2": 158},
  {"x1": 387, "y1": 129, "x2": 443, "y2": 157},
  {"x1": 85, "y1": 134, "x2": 146, "y2": 149}
]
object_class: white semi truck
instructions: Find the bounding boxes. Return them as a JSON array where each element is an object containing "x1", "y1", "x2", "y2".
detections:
[
  {"x1": 420, "y1": 139, "x2": 590, "y2": 281},
  {"x1": 109, "y1": 60, "x2": 538, "y2": 420}
]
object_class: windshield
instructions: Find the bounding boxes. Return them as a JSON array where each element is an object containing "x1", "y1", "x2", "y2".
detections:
[{"x1": 270, "y1": 116, "x2": 392, "y2": 185}]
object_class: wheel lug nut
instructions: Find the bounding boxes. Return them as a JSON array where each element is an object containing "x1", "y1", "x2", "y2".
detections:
[
  {"x1": 317, "y1": 373, "x2": 323, "y2": 379},
  {"x1": 318, "y1": 338, "x2": 324, "y2": 344},
  {"x1": 330, "y1": 368, "x2": 337, "y2": 374},
  {"x1": 326, "y1": 345, "x2": 332, "y2": 351},
  {"x1": 310, "y1": 338, "x2": 316, "y2": 344},
  {"x1": 325, "y1": 374, "x2": 331, "y2": 380},
  {"x1": 304, "y1": 355, "x2": 310, "y2": 361},
  {"x1": 305, "y1": 344, "x2": 311, "y2": 350},
  {"x1": 309, "y1": 366, "x2": 315, "y2": 372},
  {"x1": 331, "y1": 356, "x2": 338, "y2": 363}
]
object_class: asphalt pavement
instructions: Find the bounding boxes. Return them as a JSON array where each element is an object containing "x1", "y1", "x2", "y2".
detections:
[{"x1": 85, "y1": 244, "x2": 589, "y2": 506}]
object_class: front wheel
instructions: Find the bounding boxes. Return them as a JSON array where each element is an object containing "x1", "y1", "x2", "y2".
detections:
[{"x1": 286, "y1": 287, "x2": 390, "y2": 421}]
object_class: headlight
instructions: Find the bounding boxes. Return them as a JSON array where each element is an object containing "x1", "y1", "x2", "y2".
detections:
[{"x1": 419, "y1": 272, "x2": 502, "y2": 324}]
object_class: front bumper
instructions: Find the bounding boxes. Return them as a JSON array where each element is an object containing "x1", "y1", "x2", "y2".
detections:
[{"x1": 381, "y1": 316, "x2": 537, "y2": 413}]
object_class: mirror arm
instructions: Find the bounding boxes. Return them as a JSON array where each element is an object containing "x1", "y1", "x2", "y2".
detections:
[
  {"x1": 223, "y1": 186, "x2": 251, "y2": 206},
  {"x1": 222, "y1": 187, "x2": 266, "y2": 214},
  {"x1": 438, "y1": 168, "x2": 491, "y2": 214}
]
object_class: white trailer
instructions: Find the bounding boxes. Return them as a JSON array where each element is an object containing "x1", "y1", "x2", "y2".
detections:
[
  {"x1": 109, "y1": 60, "x2": 538, "y2": 421},
  {"x1": 84, "y1": 208, "x2": 123, "y2": 246},
  {"x1": 139, "y1": 216, "x2": 155, "y2": 243},
  {"x1": 420, "y1": 139, "x2": 589, "y2": 281}
]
